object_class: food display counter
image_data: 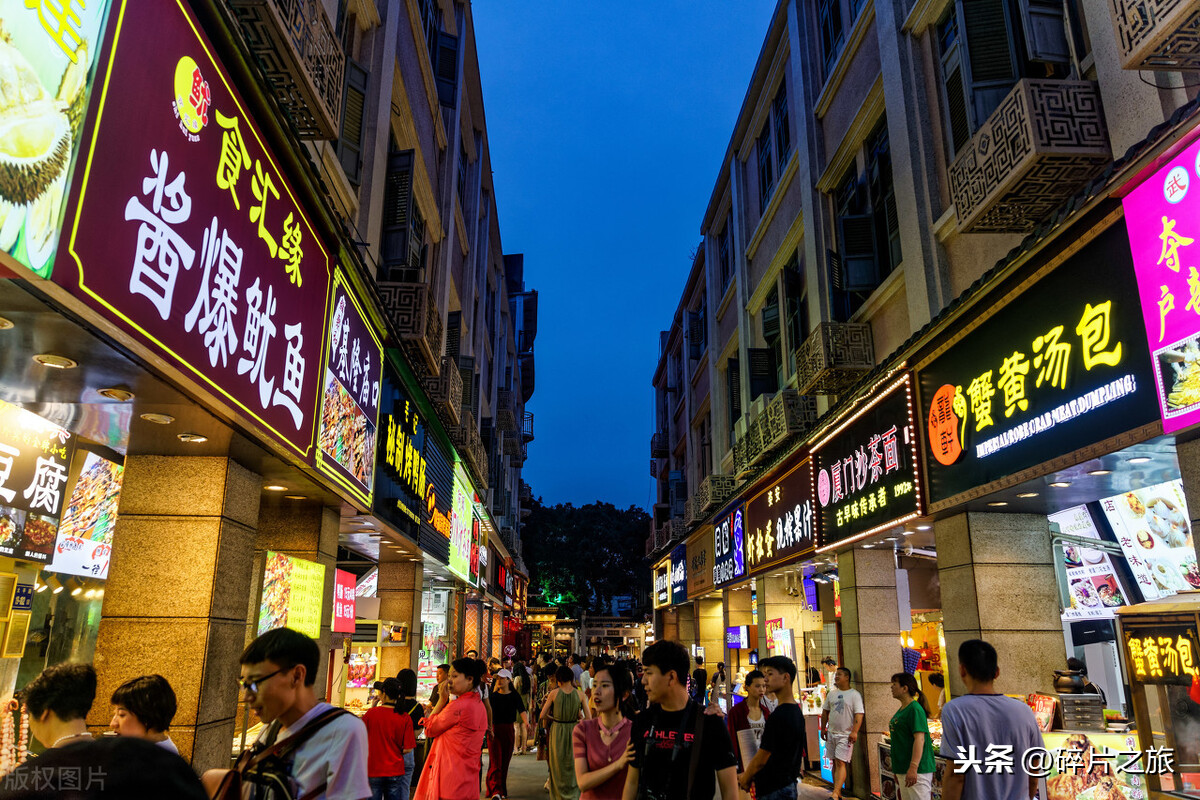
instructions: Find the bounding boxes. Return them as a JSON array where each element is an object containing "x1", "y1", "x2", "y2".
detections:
[{"x1": 801, "y1": 684, "x2": 827, "y2": 776}]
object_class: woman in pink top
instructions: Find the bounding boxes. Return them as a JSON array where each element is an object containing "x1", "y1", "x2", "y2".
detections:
[
  {"x1": 414, "y1": 658, "x2": 487, "y2": 800},
  {"x1": 572, "y1": 663, "x2": 636, "y2": 800}
]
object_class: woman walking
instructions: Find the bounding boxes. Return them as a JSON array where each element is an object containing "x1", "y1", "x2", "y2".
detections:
[
  {"x1": 395, "y1": 669, "x2": 425, "y2": 799},
  {"x1": 728, "y1": 669, "x2": 769, "y2": 800},
  {"x1": 511, "y1": 659, "x2": 532, "y2": 753},
  {"x1": 413, "y1": 658, "x2": 487, "y2": 800},
  {"x1": 889, "y1": 672, "x2": 936, "y2": 800},
  {"x1": 572, "y1": 663, "x2": 635, "y2": 800},
  {"x1": 486, "y1": 669, "x2": 528, "y2": 800},
  {"x1": 363, "y1": 678, "x2": 417, "y2": 800},
  {"x1": 540, "y1": 665, "x2": 589, "y2": 799}
]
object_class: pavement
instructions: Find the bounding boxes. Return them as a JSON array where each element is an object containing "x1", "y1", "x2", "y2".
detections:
[{"x1": 479, "y1": 749, "x2": 834, "y2": 800}]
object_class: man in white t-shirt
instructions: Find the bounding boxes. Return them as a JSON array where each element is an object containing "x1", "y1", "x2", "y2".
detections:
[
  {"x1": 820, "y1": 667, "x2": 864, "y2": 800},
  {"x1": 202, "y1": 628, "x2": 370, "y2": 800}
]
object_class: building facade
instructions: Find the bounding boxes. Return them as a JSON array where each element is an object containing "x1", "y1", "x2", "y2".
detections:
[{"x1": 650, "y1": 1, "x2": 1200, "y2": 797}]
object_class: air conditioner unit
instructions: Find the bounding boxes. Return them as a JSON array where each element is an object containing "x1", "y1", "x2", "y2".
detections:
[
  {"x1": 749, "y1": 393, "x2": 773, "y2": 420},
  {"x1": 733, "y1": 416, "x2": 748, "y2": 440}
]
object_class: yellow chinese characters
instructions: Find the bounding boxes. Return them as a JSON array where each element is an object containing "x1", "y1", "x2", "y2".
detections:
[
  {"x1": 1076, "y1": 301, "x2": 1122, "y2": 369},
  {"x1": 997, "y1": 351, "x2": 1030, "y2": 417},
  {"x1": 1158, "y1": 216, "x2": 1193, "y2": 273},
  {"x1": 1032, "y1": 326, "x2": 1070, "y2": 390},
  {"x1": 215, "y1": 111, "x2": 251, "y2": 210},
  {"x1": 967, "y1": 371, "x2": 995, "y2": 432},
  {"x1": 27, "y1": 0, "x2": 84, "y2": 61}
]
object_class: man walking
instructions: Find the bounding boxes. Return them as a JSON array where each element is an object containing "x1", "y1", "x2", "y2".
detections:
[
  {"x1": 691, "y1": 654, "x2": 708, "y2": 706},
  {"x1": 622, "y1": 640, "x2": 739, "y2": 800},
  {"x1": 737, "y1": 656, "x2": 805, "y2": 800},
  {"x1": 820, "y1": 667, "x2": 863, "y2": 800},
  {"x1": 940, "y1": 639, "x2": 1042, "y2": 800}
]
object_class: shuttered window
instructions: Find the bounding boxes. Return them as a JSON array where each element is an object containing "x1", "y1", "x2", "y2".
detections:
[
  {"x1": 773, "y1": 83, "x2": 791, "y2": 169},
  {"x1": 936, "y1": 1, "x2": 1019, "y2": 158},
  {"x1": 727, "y1": 357, "x2": 741, "y2": 437},
  {"x1": 784, "y1": 259, "x2": 807, "y2": 375},
  {"x1": 762, "y1": 288, "x2": 783, "y2": 389},
  {"x1": 748, "y1": 347, "x2": 778, "y2": 401},
  {"x1": 718, "y1": 222, "x2": 732, "y2": 292},
  {"x1": 336, "y1": 59, "x2": 368, "y2": 185},
  {"x1": 757, "y1": 121, "x2": 773, "y2": 213},
  {"x1": 381, "y1": 148, "x2": 428, "y2": 282},
  {"x1": 867, "y1": 119, "x2": 901, "y2": 275},
  {"x1": 818, "y1": 0, "x2": 844, "y2": 75}
]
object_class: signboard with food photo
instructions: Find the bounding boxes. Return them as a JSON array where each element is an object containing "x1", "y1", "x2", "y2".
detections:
[
  {"x1": 47, "y1": 450, "x2": 123, "y2": 579},
  {"x1": 1041, "y1": 731, "x2": 1147, "y2": 800},
  {"x1": 0, "y1": 400, "x2": 76, "y2": 564},
  {"x1": 257, "y1": 550, "x2": 325, "y2": 639},
  {"x1": 1049, "y1": 505, "x2": 1130, "y2": 618},
  {"x1": 1099, "y1": 480, "x2": 1199, "y2": 600}
]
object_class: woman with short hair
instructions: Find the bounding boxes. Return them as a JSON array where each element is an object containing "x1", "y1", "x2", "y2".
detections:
[{"x1": 109, "y1": 674, "x2": 179, "y2": 754}]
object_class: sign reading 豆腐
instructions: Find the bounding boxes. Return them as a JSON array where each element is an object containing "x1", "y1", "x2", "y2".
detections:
[
  {"x1": 687, "y1": 528, "x2": 714, "y2": 597},
  {"x1": 918, "y1": 225, "x2": 1156, "y2": 504},
  {"x1": 712, "y1": 504, "x2": 746, "y2": 587},
  {"x1": 53, "y1": 0, "x2": 332, "y2": 465},
  {"x1": 670, "y1": 544, "x2": 687, "y2": 604},
  {"x1": 316, "y1": 270, "x2": 382, "y2": 506},
  {"x1": 0, "y1": 400, "x2": 76, "y2": 564},
  {"x1": 653, "y1": 561, "x2": 671, "y2": 608},
  {"x1": 1122, "y1": 621, "x2": 1198, "y2": 685},
  {"x1": 1123, "y1": 134, "x2": 1200, "y2": 434},
  {"x1": 813, "y1": 375, "x2": 921, "y2": 548},
  {"x1": 744, "y1": 457, "x2": 816, "y2": 575},
  {"x1": 332, "y1": 568, "x2": 356, "y2": 633}
]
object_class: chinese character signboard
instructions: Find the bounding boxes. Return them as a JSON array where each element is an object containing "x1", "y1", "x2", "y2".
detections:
[
  {"x1": 653, "y1": 560, "x2": 671, "y2": 608},
  {"x1": 726, "y1": 626, "x2": 750, "y2": 649},
  {"x1": 670, "y1": 544, "x2": 687, "y2": 604},
  {"x1": 332, "y1": 568, "x2": 356, "y2": 633},
  {"x1": 1122, "y1": 620, "x2": 1199, "y2": 685},
  {"x1": 373, "y1": 362, "x2": 428, "y2": 534},
  {"x1": 449, "y1": 463, "x2": 473, "y2": 583},
  {"x1": 918, "y1": 225, "x2": 1156, "y2": 504},
  {"x1": 1123, "y1": 135, "x2": 1200, "y2": 434},
  {"x1": 744, "y1": 456, "x2": 816, "y2": 575},
  {"x1": 258, "y1": 550, "x2": 325, "y2": 639},
  {"x1": 0, "y1": 0, "x2": 113, "y2": 279},
  {"x1": 712, "y1": 503, "x2": 746, "y2": 587},
  {"x1": 0, "y1": 400, "x2": 75, "y2": 564},
  {"x1": 1049, "y1": 505, "x2": 1130, "y2": 619},
  {"x1": 814, "y1": 375, "x2": 921, "y2": 548},
  {"x1": 687, "y1": 528, "x2": 714, "y2": 598},
  {"x1": 48, "y1": 451, "x2": 123, "y2": 578},
  {"x1": 53, "y1": 0, "x2": 332, "y2": 464},
  {"x1": 316, "y1": 271, "x2": 381, "y2": 507}
]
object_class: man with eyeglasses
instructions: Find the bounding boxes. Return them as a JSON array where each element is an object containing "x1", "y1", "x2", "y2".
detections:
[{"x1": 203, "y1": 627, "x2": 370, "y2": 799}]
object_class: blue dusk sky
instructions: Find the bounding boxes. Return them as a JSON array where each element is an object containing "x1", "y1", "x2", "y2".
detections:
[{"x1": 473, "y1": 0, "x2": 778, "y2": 511}]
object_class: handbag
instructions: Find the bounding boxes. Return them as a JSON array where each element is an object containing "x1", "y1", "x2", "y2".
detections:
[{"x1": 213, "y1": 707, "x2": 349, "y2": 800}]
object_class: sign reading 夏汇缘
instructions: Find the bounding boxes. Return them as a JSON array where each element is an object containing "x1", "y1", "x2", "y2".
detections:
[
  {"x1": 0, "y1": 0, "x2": 113, "y2": 279},
  {"x1": 919, "y1": 225, "x2": 1157, "y2": 504},
  {"x1": 712, "y1": 503, "x2": 746, "y2": 587},
  {"x1": 1122, "y1": 620, "x2": 1199, "y2": 685},
  {"x1": 653, "y1": 560, "x2": 671, "y2": 608},
  {"x1": 315, "y1": 271, "x2": 382, "y2": 507},
  {"x1": 814, "y1": 375, "x2": 921, "y2": 548},
  {"x1": 687, "y1": 528, "x2": 714, "y2": 598},
  {"x1": 449, "y1": 463, "x2": 473, "y2": 584},
  {"x1": 53, "y1": 0, "x2": 332, "y2": 464},
  {"x1": 1122, "y1": 137, "x2": 1200, "y2": 434},
  {"x1": 373, "y1": 362, "x2": 429, "y2": 535},
  {"x1": 744, "y1": 456, "x2": 816, "y2": 575},
  {"x1": 670, "y1": 544, "x2": 687, "y2": 605},
  {"x1": 0, "y1": 400, "x2": 76, "y2": 564}
]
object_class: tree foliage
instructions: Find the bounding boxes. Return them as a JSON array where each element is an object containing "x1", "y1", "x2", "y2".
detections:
[{"x1": 521, "y1": 496, "x2": 651, "y2": 617}]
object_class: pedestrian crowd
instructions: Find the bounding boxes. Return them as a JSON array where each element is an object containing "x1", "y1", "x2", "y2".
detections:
[{"x1": 0, "y1": 630, "x2": 1050, "y2": 800}]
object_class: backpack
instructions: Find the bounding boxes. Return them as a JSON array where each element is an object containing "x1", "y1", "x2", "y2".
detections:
[{"x1": 213, "y1": 706, "x2": 349, "y2": 800}]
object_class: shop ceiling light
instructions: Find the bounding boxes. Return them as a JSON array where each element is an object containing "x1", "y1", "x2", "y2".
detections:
[
  {"x1": 987, "y1": 501, "x2": 1008, "y2": 507},
  {"x1": 70, "y1": 585, "x2": 82, "y2": 596},
  {"x1": 47, "y1": 575, "x2": 63, "y2": 594},
  {"x1": 98, "y1": 387, "x2": 135, "y2": 402},
  {"x1": 1087, "y1": 469, "x2": 1113, "y2": 476},
  {"x1": 0, "y1": 317, "x2": 13, "y2": 330},
  {"x1": 1049, "y1": 481, "x2": 1071, "y2": 488},
  {"x1": 1016, "y1": 492, "x2": 1039, "y2": 498},
  {"x1": 177, "y1": 432, "x2": 208, "y2": 443},
  {"x1": 284, "y1": 495, "x2": 306, "y2": 500},
  {"x1": 33, "y1": 353, "x2": 77, "y2": 369},
  {"x1": 264, "y1": 485, "x2": 288, "y2": 491},
  {"x1": 916, "y1": 525, "x2": 931, "y2": 531},
  {"x1": 140, "y1": 412, "x2": 175, "y2": 425},
  {"x1": 1127, "y1": 456, "x2": 1152, "y2": 464}
]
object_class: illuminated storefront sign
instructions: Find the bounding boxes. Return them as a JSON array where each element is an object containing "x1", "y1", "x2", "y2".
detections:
[
  {"x1": 744, "y1": 456, "x2": 816, "y2": 575},
  {"x1": 449, "y1": 464, "x2": 473, "y2": 583},
  {"x1": 653, "y1": 561, "x2": 671, "y2": 608},
  {"x1": 670, "y1": 544, "x2": 687, "y2": 604},
  {"x1": 315, "y1": 271, "x2": 382, "y2": 506},
  {"x1": 0, "y1": 0, "x2": 113, "y2": 279},
  {"x1": 1122, "y1": 621, "x2": 1199, "y2": 684},
  {"x1": 726, "y1": 625, "x2": 750, "y2": 648},
  {"x1": 918, "y1": 225, "x2": 1156, "y2": 504},
  {"x1": 687, "y1": 528, "x2": 714, "y2": 598},
  {"x1": 373, "y1": 363, "x2": 430, "y2": 533},
  {"x1": 258, "y1": 550, "x2": 324, "y2": 639},
  {"x1": 48, "y1": 451, "x2": 123, "y2": 578},
  {"x1": 813, "y1": 375, "x2": 921, "y2": 549},
  {"x1": 53, "y1": 0, "x2": 333, "y2": 464},
  {"x1": 0, "y1": 400, "x2": 76, "y2": 564},
  {"x1": 712, "y1": 503, "x2": 745, "y2": 587},
  {"x1": 332, "y1": 569, "x2": 356, "y2": 633}
]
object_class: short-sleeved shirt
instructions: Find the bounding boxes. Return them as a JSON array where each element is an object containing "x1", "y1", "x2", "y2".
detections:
[
  {"x1": 888, "y1": 701, "x2": 935, "y2": 775},
  {"x1": 629, "y1": 701, "x2": 737, "y2": 800},
  {"x1": 489, "y1": 690, "x2": 527, "y2": 725},
  {"x1": 0, "y1": 736, "x2": 207, "y2": 799},
  {"x1": 257, "y1": 702, "x2": 371, "y2": 800},
  {"x1": 825, "y1": 688, "x2": 864, "y2": 734},
  {"x1": 754, "y1": 702, "x2": 805, "y2": 795},
  {"x1": 939, "y1": 694, "x2": 1043, "y2": 800},
  {"x1": 573, "y1": 717, "x2": 633, "y2": 800},
  {"x1": 363, "y1": 704, "x2": 416, "y2": 777}
]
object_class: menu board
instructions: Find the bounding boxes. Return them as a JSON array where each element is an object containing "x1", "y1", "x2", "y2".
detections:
[
  {"x1": 0, "y1": 400, "x2": 76, "y2": 563},
  {"x1": 1040, "y1": 731, "x2": 1147, "y2": 800},
  {"x1": 448, "y1": 464, "x2": 473, "y2": 583},
  {"x1": 1099, "y1": 479, "x2": 1199, "y2": 599},
  {"x1": 1048, "y1": 505, "x2": 1129, "y2": 618},
  {"x1": 48, "y1": 451, "x2": 124, "y2": 579},
  {"x1": 258, "y1": 550, "x2": 325, "y2": 638}
]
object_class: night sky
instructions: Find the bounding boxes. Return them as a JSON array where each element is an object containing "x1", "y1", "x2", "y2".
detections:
[{"x1": 473, "y1": 0, "x2": 778, "y2": 510}]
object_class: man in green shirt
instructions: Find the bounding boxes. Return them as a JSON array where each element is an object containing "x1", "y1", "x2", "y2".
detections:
[{"x1": 889, "y1": 673, "x2": 936, "y2": 800}]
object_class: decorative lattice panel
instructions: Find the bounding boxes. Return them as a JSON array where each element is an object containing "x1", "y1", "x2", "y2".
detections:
[
  {"x1": 378, "y1": 281, "x2": 427, "y2": 338},
  {"x1": 796, "y1": 322, "x2": 875, "y2": 395},
  {"x1": 950, "y1": 80, "x2": 1110, "y2": 233},
  {"x1": 229, "y1": 0, "x2": 344, "y2": 139},
  {"x1": 748, "y1": 413, "x2": 774, "y2": 467},
  {"x1": 463, "y1": 603, "x2": 480, "y2": 656},
  {"x1": 696, "y1": 474, "x2": 736, "y2": 514},
  {"x1": 744, "y1": 412, "x2": 764, "y2": 466},
  {"x1": 762, "y1": 390, "x2": 819, "y2": 452},
  {"x1": 497, "y1": 389, "x2": 518, "y2": 431},
  {"x1": 733, "y1": 434, "x2": 749, "y2": 476},
  {"x1": 1111, "y1": 0, "x2": 1200, "y2": 70}
]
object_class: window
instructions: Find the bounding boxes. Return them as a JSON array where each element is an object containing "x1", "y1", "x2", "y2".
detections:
[
  {"x1": 727, "y1": 357, "x2": 741, "y2": 439},
  {"x1": 718, "y1": 222, "x2": 732, "y2": 292},
  {"x1": 784, "y1": 255, "x2": 807, "y2": 373},
  {"x1": 866, "y1": 119, "x2": 901, "y2": 275},
  {"x1": 762, "y1": 288, "x2": 783, "y2": 390},
  {"x1": 817, "y1": 0, "x2": 844, "y2": 75},
  {"x1": 773, "y1": 84, "x2": 791, "y2": 170},
  {"x1": 696, "y1": 418, "x2": 711, "y2": 481},
  {"x1": 418, "y1": 0, "x2": 440, "y2": 73},
  {"x1": 336, "y1": 60, "x2": 368, "y2": 185},
  {"x1": 457, "y1": 144, "x2": 468, "y2": 211},
  {"x1": 757, "y1": 121, "x2": 773, "y2": 213}
]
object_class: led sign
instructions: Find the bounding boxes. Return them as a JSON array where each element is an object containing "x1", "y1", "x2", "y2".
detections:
[
  {"x1": 1123, "y1": 621, "x2": 1199, "y2": 685},
  {"x1": 726, "y1": 625, "x2": 750, "y2": 649},
  {"x1": 670, "y1": 544, "x2": 687, "y2": 604},
  {"x1": 712, "y1": 504, "x2": 745, "y2": 587},
  {"x1": 744, "y1": 457, "x2": 816, "y2": 575},
  {"x1": 653, "y1": 562, "x2": 671, "y2": 608}
]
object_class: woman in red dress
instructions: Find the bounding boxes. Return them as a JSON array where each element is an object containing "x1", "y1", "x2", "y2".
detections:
[{"x1": 413, "y1": 658, "x2": 487, "y2": 800}]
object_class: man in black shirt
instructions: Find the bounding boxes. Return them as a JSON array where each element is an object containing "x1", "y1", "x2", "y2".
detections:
[
  {"x1": 738, "y1": 655, "x2": 805, "y2": 800},
  {"x1": 690, "y1": 655, "x2": 708, "y2": 706},
  {"x1": 623, "y1": 641, "x2": 738, "y2": 800}
]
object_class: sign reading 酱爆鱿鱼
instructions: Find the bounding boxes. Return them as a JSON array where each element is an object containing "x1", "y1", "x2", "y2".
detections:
[
  {"x1": 918, "y1": 225, "x2": 1156, "y2": 504},
  {"x1": 670, "y1": 544, "x2": 687, "y2": 604},
  {"x1": 744, "y1": 456, "x2": 816, "y2": 575},
  {"x1": 1122, "y1": 621, "x2": 1198, "y2": 685},
  {"x1": 813, "y1": 375, "x2": 921, "y2": 548},
  {"x1": 712, "y1": 503, "x2": 745, "y2": 587},
  {"x1": 258, "y1": 550, "x2": 325, "y2": 639},
  {"x1": 687, "y1": 528, "x2": 714, "y2": 597},
  {"x1": 0, "y1": 400, "x2": 76, "y2": 564},
  {"x1": 332, "y1": 568, "x2": 356, "y2": 633},
  {"x1": 52, "y1": 0, "x2": 332, "y2": 466}
]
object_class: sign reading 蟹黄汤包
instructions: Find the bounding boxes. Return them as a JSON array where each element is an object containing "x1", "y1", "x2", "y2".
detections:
[
  {"x1": 1122, "y1": 621, "x2": 1199, "y2": 685},
  {"x1": 53, "y1": 0, "x2": 333, "y2": 465},
  {"x1": 918, "y1": 224, "x2": 1156, "y2": 505}
]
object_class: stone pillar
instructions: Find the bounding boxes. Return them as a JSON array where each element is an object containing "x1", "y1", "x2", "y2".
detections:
[
  {"x1": 674, "y1": 604, "x2": 696, "y2": 649},
  {"x1": 377, "y1": 561, "x2": 423, "y2": 679},
  {"x1": 724, "y1": 586, "x2": 753, "y2": 674},
  {"x1": 935, "y1": 512, "x2": 1063, "y2": 698},
  {"x1": 1174, "y1": 439, "x2": 1200, "y2": 569},
  {"x1": 696, "y1": 598, "x2": 725, "y2": 671},
  {"x1": 838, "y1": 548, "x2": 903, "y2": 799},
  {"x1": 89, "y1": 456, "x2": 260, "y2": 772}
]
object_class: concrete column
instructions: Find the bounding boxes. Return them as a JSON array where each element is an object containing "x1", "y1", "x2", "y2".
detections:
[
  {"x1": 724, "y1": 586, "x2": 753, "y2": 674},
  {"x1": 89, "y1": 456, "x2": 260, "y2": 771},
  {"x1": 1173, "y1": 439, "x2": 1200, "y2": 568},
  {"x1": 696, "y1": 598, "x2": 725, "y2": 670},
  {"x1": 838, "y1": 548, "x2": 904, "y2": 799},
  {"x1": 935, "y1": 512, "x2": 1063, "y2": 698},
  {"x1": 674, "y1": 604, "x2": 696, "y2": 649},
  {"x1": 378, "y1": 561, "x2": 423, "y2": 679}
]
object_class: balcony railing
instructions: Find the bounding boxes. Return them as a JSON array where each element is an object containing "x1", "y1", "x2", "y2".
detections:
[
  {"x1": 497, "y1": 389, "x2": 518, "y2": 431},
  {"x1": 229, "y1": 0, "x2": 346, "y2": 139},
  {"x1": 502, "y1": 430, "x2": 521, "y2": 457},
  {"x1": 694, "y1": 474, "x2": 736, "y2": 516},
  {"x1": 949, "y1": 79, "x2": 1110, "y2": 233},
  {"x1": 761, "y1": 390, "x2": 818, "y2": 452},
  {"x1": 378, "y1": 281, "x2": 443, "y2": 374},
  {"x1": 519, "y1": 481, "x2": 532, "y2": 503},
  {"x1": 1110, "y1": 0, "x2": 1200, "y2": 71},
  {"x1": 522, "y1": 411, "x2": 535, "y2": 442},
  {"x1": 422, "y1": 355, "x2": 463, "y2": 428},
  {"x1": 795, "y1": 322, "x2": 875, "y2": 395},
  {"x1": 650, "y1": 431, "x2": 668, "y2": 459},
  {"x1": 733, "y1": 435, "x2": 750, "y2": 478}
]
